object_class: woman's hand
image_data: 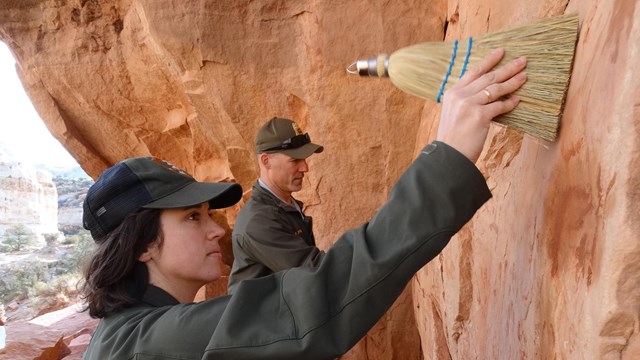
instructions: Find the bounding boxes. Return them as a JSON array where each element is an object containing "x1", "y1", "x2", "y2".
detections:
[{"x1": 436, "y1": 48, "x2": 528, "y2": 163}]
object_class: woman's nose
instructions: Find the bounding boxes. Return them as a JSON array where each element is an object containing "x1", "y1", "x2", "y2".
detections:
[{"x1": 207, "y1": 219, "x2": 226, "y2": 240}]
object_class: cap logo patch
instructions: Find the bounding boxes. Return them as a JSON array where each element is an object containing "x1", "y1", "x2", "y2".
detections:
[
  {"x1": 291, "y1": 123, "x2": 303, "y2": 136},
  {"x1": 96, "y1": 207, "x2": 107, "y2": 217},
  {"x1": 151, "y1": 157, "x2": 191, "y2": 177}
]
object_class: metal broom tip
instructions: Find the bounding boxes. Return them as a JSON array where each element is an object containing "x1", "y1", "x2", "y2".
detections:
[{"x1": 346, "y1": 55, "x2": 390, "y2": 77}]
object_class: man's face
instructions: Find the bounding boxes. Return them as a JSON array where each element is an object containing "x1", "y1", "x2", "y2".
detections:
[{"x1": 266, "y1": 153, "x2": 309, "y2": 196}]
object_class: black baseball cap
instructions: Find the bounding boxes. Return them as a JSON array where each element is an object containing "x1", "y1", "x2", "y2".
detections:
[
  {"x1": 83, "y1": 157, "x2": 243, "y2": 241},
  {"x1": 255, "y1": 117, "x2": 323, "y2": 159}
]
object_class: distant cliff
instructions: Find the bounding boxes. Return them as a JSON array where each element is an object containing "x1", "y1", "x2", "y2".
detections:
[
  {"x1": 53, "y1": 176, "x2": 92, "y2": 228},
  {"x1": 0, "y1": 145, "x2": 58, "y2": 246}
]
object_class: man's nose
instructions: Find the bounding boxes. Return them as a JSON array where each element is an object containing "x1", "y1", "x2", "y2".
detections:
[{"x1": 298, "y1": 159, "x2": 309, "y2": 172}]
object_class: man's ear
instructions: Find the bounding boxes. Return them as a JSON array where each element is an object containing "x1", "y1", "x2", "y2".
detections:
[{"x1": 259, "y1": 153, "x2": 271, "y2": 169}]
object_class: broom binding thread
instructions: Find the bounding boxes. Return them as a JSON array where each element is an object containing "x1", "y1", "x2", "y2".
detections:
[
  {"x1": 436, "y1": 37, "x2": 474, "y2": 103},
  {"x1": 459, "y1": 37, "x2": 473, "y2": 78},
  {"x1": 436, "y1": 39, "x2": 458, "y2": 103}
]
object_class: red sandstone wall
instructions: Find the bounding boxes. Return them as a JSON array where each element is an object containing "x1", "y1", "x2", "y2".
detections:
[{"x1": 1, "y1": 0, "x2": 638, "y2": 359}]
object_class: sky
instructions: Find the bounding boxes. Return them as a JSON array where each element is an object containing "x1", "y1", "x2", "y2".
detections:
[{"x1": 0, "y1": 41, "x2": 79, "y2": 168}]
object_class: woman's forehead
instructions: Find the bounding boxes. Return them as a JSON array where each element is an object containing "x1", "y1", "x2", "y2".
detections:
[{"x1": 164, "y1": 202, "x2": 210, "y2": 212}]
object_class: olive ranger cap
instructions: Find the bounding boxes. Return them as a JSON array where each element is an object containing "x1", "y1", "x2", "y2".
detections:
[
  {"x1": 83, "y1": 157, "x2": 242, "y2": 241},
  {"x1": 255, "y1": 117, "x2": 324, "y2": 159}
]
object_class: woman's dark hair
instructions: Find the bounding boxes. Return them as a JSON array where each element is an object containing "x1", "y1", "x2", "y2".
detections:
[{"x1": 81, "y1": 208, "x2": 163, "y2": 318}]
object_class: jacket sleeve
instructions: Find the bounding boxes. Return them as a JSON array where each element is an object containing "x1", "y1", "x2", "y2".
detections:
[
  {"x1": 203, "y1": 142, "x2": 492, "y2": 359},
  {"x1": 236, "y1": 212, "x2": 325, "y2": 272}
]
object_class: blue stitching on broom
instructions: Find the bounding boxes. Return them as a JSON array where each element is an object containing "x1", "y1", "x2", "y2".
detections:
[
  {"x1": 459, "y1": 37, "x2": 473, "y2": 78},
  {"x1": 436, "y1": 40, "x2": 458, "y2": 103}
]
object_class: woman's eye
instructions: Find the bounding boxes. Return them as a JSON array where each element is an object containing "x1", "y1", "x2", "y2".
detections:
[{"x1": 187, "y1": 212, "x2": 200, "y2": 221}]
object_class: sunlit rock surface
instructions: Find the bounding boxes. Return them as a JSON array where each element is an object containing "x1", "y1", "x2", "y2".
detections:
[
  {"x1": 0, "y1": 144, "x2": 58, "y2": 246},
  {"x1": 0, "y1": 0, "x2": 638, "y2": 358}
]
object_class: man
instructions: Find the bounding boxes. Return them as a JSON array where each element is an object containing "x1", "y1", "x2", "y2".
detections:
[{"x1": 228, "y1": 117, "x2": 325, "y2": 293}]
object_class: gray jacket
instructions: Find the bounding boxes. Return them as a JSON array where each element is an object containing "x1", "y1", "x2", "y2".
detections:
[
  {"x1": 228, "y1": 179, "x2": 325, "y2": 293},
  {"x1": 82, "y1": 142, "x2": 492, "y2": 360}
]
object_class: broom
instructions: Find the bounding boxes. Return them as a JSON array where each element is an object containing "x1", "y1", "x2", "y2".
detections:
[{"x1": 346, "y1": 13, "x2": 580, "y2": 142}]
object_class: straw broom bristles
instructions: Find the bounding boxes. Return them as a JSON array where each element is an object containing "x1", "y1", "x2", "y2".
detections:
[{"x1": 347, "y1": 13, "x2": 580, "y2": 142}]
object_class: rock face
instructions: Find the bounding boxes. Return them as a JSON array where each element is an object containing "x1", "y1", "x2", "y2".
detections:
[
  {"x1": 1, "y1": 304, "x2": 98, "y2": 360},
  {"x1": 0, "y1": 0, "x2": 638, "y2": 359},
  {"x1": 0, "y1": 145, "x2": 59, "y2": 247},
  {"x1": 54, "y1": 176, "x2": 92, "y2": 228}
]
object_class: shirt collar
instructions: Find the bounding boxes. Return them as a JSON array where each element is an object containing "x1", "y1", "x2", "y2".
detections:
[
  {"x1": 259, "y1": 178, "x2": 291, "y2": 204},
  {"x1": 258, "y1": 179, "x2": 303, "y2": 214}
]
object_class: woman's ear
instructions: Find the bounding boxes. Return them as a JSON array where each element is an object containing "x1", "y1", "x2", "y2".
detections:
[
  {"x1": 138, "y1": 249, "x2": 152, "y2": 262},
  {"x1": 138, "y1": 243, "x2": 157, "y2": 262}
]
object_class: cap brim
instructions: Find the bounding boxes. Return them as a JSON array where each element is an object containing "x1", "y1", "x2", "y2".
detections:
[
  {"x1": 279, "y1": 143, "x2": 324, "y2": 159},
  {"x1": 143, "y1": 182, "x2": 242, "y2": 209}
]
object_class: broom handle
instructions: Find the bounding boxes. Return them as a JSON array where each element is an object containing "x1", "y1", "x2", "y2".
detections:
[
  {"x1": 346, "y1": 37, "x2": 473, "y2": 81},
  {"x1": 346, "y1": 55, "x2": 390, "y2": 77}
]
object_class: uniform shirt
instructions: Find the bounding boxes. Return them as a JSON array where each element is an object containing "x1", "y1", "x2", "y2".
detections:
[
  {"x1": 228, "y1": 179, "x2": 325, "y2": 293},
  {"x1": 83, "y1": 142, "x2": 492, "y2": 360},
  {"x1": 258, "y1": 178, "x2": 304, "y2": 217}
]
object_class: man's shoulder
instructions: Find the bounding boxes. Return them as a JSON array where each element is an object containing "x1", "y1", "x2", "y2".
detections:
[
  {"x1": 234, "y1": 196, "x2": 280, "y2": 232},
  {"x1": 238, "y1": 195, "x2": 280, "y2": 217}
]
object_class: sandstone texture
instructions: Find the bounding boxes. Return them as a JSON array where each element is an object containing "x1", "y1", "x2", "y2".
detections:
[
  {"x1": 1, "y1": 304, "x2": 98, "y2": 360},
  {"x1": 0, "y1": 0, "x2": 638, "y2": 359}
]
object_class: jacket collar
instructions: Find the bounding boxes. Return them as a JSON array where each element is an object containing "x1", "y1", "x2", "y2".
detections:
[
  {"x1": 252, "y1": 180, "x2": 303, "y2": 211},
  {"x1": 141, "y1": 285, "x2": 180, "y2": 307}
]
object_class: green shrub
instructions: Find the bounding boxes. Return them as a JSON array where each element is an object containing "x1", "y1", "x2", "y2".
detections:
[
  {"x1": 34, "y1": 273, "x2": 82, "y2": 298},
  {"x1": 0, "y1": 224, "x2": 36, "y2": 252},
  {"x1": 0, "y1": 261, "x2": 49, "y2": 303},
  {"x1": 0, "y1": 229, "x2": 94, "y2": 306},
  {"x1": 44, "y1": 233, "x2": 59, "y2": 247},
  {"x1": 58, "y1": 230, "x2": 95, "y2": 274}
]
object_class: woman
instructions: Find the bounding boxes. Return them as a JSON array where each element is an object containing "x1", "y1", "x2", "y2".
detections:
[{"x1": 81, "y1": 48, "x2": 527, "y2": 359}]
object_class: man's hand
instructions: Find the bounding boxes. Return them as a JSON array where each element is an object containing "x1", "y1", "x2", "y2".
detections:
[{"x1": 436, "y1": 48, "x2": 528, "y2": 163}]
